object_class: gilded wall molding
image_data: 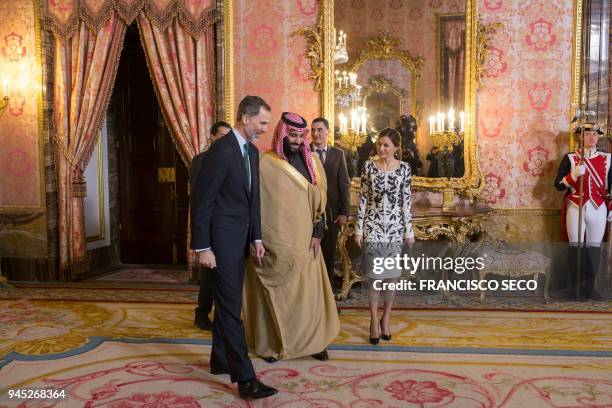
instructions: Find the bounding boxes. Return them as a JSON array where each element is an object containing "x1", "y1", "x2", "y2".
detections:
[
  {"x1": 474, "y1": 19, "x2": 503, "y2": 90},
  {"x1": 492, "y1": 208, "x2": 562, "y2": 216},
  {"x1": 293, "y1": 18, "x2": 325, "y2": 91},
  {"x1": 569, "y1": 0, "x2": 584, "y2": 148},
  {"x1": 223, "y1": 0, "x2": 233, "y2": 124}
]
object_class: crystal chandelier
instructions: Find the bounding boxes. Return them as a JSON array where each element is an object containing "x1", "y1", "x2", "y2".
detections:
[
  {"x1": 335, "y1": 71, "x2": 367, "y2": 151},
  {"x1": 333, "y1": 28, "x2": 348, "y2": 64}
]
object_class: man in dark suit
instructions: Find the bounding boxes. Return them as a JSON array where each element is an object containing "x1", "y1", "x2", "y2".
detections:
[
  {"x1": 191, "y1": 96, "x2": 277, "y2": 399},
  {"x1": 311, "y1": 117, "x2": 351, "y2": 292},
  {"x1": 192, "y1": 120, "x2": 231, "y2": 331}
]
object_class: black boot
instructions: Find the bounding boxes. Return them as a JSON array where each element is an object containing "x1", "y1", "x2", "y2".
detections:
[
  {"x1": 566, "y1": 245, "x2": 581, "y2": 300},
  {"x1": 585, "y1": 246, "x2": 603, "y2": 300}
]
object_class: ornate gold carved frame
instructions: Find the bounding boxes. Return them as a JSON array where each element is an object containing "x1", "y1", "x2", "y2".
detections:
[
  {"x1": 363, "y1": 76, "x2": 409, "y2": 117},
  {"x1": 317, "y1": 0, "x2": 486, "y2": 198},
  {"x1": 350, "y1": 32, "x2": 422, "y2": 118},
  {"x1": 222, "y1": 0, "x2": 234, "y2": 124}
]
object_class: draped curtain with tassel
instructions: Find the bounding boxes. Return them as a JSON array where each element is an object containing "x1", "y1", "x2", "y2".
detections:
[
  {"x1": 46, "y1": 0, "x2": 217, "y2": 279},
  {"x1": 137, "y1": 15, "x2": 214, "y2": 164},
  {"x1": 138, "y1": 14, "x2": 215, "y2": 275},
  {"x1": 53, "y1": 13, "x2": 126, "y2": 279}
]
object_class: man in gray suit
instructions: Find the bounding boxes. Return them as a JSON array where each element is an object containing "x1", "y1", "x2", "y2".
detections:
[
  {"x1": 311, "y1": 117, "x2": 350, "y2": 292},
  {"x1": 192, "y1": 120, "x2": 230, "y2": 331}
]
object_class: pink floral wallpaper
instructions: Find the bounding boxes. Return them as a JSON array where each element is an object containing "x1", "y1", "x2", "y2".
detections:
[
  {"x1": 234, "y1": 0, "x2": 320, "y2": 151},
  {"x1": 0, "y1": 0, "x2": 42, "y2": 209},
  {"x1": 478, "y1": 0, "x2": 573, "y2": 208}
]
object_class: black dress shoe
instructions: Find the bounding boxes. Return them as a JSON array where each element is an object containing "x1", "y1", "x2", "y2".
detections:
[
  {"x1": 210, "y1": 366, "x2": 230, "y2": 375},
  {"x1": 263, "y1": 356, "x2": 278, "y2": 363},
  {"x1": 194, "y1": 316, "x2": 213, "y2": 331},
  {"x1": 238, "y1": 379, "x2": 278, "y2": 399},
  {"x1": 311, "y1": 349, "x2": 329, "y2": 361}
]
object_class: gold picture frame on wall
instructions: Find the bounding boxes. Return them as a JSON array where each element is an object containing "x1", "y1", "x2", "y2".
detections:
[{"x1": 320, "y1": 0, "x2": 484, "y2": 198}]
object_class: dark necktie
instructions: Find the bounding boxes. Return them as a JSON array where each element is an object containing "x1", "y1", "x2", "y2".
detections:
[
  {"x1": 317, "y1": 149, "x2": 325, "y2": 164},
  {"x1": 243, "y1": 143, "x2": 251, "y2": 190}
]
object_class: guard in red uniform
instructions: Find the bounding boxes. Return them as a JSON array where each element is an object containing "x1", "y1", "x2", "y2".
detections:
[{"x1": 554, "y1": 124, "x2": 611, "y2": 300}]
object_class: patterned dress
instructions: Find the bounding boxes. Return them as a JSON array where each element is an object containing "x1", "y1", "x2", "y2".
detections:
[{"x1": 356, "y1": 160, "x2": 414, "y2": 279}]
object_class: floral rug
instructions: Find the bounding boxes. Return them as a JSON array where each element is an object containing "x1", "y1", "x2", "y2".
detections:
[
  {"x1": 1, "y1": 300, "x2": 610, "y2": 360},
  {"x1": 0, "y1": 299, "x2": 610, "y2": 406},
  {"x1": 1, "y1": 341, "x2": 610, "y2": 407}
]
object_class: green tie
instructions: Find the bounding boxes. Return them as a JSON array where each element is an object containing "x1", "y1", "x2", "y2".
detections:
[{"x1": 243, "y1": 143, "x2": 251, "y2": 190}]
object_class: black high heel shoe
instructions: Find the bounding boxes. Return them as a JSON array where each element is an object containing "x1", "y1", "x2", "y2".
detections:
[
  {"x1": 369, "y1": 321, "x2": 380, "y2": 345},
  {"x1": 380, "y1": 318, "x2": 392, "y2": 341}
]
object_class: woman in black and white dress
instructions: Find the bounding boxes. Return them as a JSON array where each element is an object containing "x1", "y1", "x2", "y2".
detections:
[{"x1": 354, "y1": 128, "x2": 415, "y2": 344}]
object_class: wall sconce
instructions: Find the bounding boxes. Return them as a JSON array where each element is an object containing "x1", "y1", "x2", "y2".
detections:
[{"x1": 0, "y1": 78, "x2": 9, "y2": 117}]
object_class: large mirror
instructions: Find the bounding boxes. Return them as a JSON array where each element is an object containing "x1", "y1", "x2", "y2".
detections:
[{"x1": 321, "y1": 0, "x2": 482, "y2": 195}]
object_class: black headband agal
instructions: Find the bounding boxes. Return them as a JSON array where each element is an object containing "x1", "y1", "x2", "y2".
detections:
[{"x1": 281, "y1": 112, "x2": 307, "y2": 129}]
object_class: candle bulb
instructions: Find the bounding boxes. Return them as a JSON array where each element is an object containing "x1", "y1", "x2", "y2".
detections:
[
  {"x1": 2, "y1": 78, "x2": 7, "y2": 98},
  {"x1": 361, "y1": 111, "x2": 367, "y2": 133},
  {"x1": 581, "y1": 80, "x2": 587, "y2": 106},
  {"x1": 448, "y1": 108, "x2": 455, "y2": 131},
  {"x1": 459, "y1": 111, "x2": 465, "y2": 132},
  {"x1": 429, "y1": 116, "x2": 435, "y2": 134},
  {"x1": 440, "y1": 113, "x2": 445, "y2": 132}
]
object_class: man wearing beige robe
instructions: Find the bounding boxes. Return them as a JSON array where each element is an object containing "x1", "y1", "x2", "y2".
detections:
[{"x1": 243, "y1": 112, "x2": 340, "y2": 362}]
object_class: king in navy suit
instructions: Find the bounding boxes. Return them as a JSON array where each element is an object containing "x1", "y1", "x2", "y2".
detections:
[{"x1": 191, "y1": 96, "x2": 277, "y2": 399}]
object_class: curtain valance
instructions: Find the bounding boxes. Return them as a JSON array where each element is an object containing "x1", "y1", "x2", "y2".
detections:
[{"x1": 44, "y1": 0, "x2": 217, "y2": 41}]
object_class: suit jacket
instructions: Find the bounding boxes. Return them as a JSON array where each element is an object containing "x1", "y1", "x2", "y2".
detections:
[
  {"x1": 191, "y1": 130, "x2": 261, "y2": 254},
  {"x1": 312, "y1": 144, "x2": 351, "y2": 219},
  {"x1": 190, "y1": 151, "x2": 206, "y2": 195}
]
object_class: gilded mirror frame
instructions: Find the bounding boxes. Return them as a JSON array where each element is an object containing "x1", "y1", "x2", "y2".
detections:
[
  {"x1": 349, "y1": 32, "x2": 422, "y2": 118},
  {"x1": 362, "y1": 76, "x2": 408, "y2": 119},
  {"x1": 321, "y1": 0, "x2": 483, "y2": 197}
]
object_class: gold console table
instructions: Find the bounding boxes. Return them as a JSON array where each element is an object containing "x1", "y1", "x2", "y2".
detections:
[{"x1": 335, "y1": 204, "x2": 493, "y2": 301}]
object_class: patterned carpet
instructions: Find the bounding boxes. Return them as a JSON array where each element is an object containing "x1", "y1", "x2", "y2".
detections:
[
  {"x1": 2, "y1": 284, "x2": 611, "y2": 311},
  {"x1": 0, "y1": 299, "x2": 610, "y2": 406},
  {"x1": 2, "y1": 343, "x2": 610, "y2": 407},
  {"x1": 88, "y1": 267, "x2": 191, "y2": 283}
]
